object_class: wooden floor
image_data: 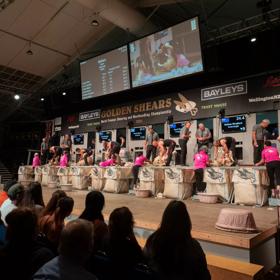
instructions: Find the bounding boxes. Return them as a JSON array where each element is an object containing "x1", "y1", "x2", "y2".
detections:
[{"x1": 43, "y1": 188, "x2": 278, "y2": 250}]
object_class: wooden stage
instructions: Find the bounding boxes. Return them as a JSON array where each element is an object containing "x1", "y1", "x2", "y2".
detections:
[{"x1": 43, "y1": 188, "x2": 278, "y2": 270}]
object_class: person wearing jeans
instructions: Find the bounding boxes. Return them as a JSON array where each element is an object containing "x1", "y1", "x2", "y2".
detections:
[
  {"x1": 255, "y1": 141, "x2": 280, "y2": 196},
  {"x1": 132, "y1": 153, "x2": 150, "y2": 189},
  {"x1": 179, "y1": 121, "x2": 191, "y2": 165},
  {"x1": 193, "y1": 148, "x2": 209, "y2": 194},
  {"x1": 144, "y1": 126, "x2": 159, "y2": 161}
]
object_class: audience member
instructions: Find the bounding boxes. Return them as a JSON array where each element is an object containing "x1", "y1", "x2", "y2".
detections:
[
  {"x1": 0, "y1": 179, "x2": 17, "y2": 207},
  {"x1": 144, "y1": 200, "x2": 211, "y2": 280},
  {"x1": 0, "y1": 183, "x2": 24, "y2": 225},
  {"x1": 21, "y1": 182, "x2": 45, "y2": 213},
  {"x1": 38, "y1": 196, "x2": 74, "y2": 252},
  {"x1": 41, "y1": 190, "x2": 67, "y2": 216},
  {"x1": 103, "y1": 207, "x2": 143, "y2": 267},
  {"x1": 79, "y1": 191, "x2": 108, "y2": 253},
  {"x1": 34, "y1": 219, "x2": 97, "y2": 280},
  {"x1": 0, "y1": 208, "x2": 54, "y2": 280}
]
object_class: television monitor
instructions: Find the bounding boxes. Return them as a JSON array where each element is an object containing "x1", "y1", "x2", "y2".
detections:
[
  {"x1": 221, "y1": 115, "x2": 246, "y2": 133},
  {"x1": 129, "y1": 17, "x2": 203, "y2": 88},
  {"x1": 73, "y1": 134, "x2": 84, "y2": 145},
  {"x1": 80, "y1": 46, "x2": 130, "y2": 100},
  {"x1": 99, "y1": 131, "x2": 112, "y2": 142},
  {"x1": 130, "y1": 127, "x2": 146, "y2": 141},
  {"x1": 169, "y1": 122, "x2": 184, "y2": 137}
]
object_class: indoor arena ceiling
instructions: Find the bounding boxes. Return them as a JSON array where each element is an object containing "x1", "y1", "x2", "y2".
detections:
[{"x1": 0, "y1": 0, "x2": 280, "y2": 122}]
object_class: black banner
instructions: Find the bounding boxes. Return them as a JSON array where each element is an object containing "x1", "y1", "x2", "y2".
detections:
[
  {"x1": 60, "y1": 72, "x2": 280, "y2": 131},
  {"x1": 100, "y1": 72, "x2": 280, "y2": 129}
]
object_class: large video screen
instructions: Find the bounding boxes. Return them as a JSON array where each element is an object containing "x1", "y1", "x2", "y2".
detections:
[
  {"x1": 73, "y1": 134, "x2": 84, "y2": 145},
  {"x1": 221, "y1": 115, "x2": 246, "y2": 133},
  {"x1": 80, "y1": 46, "x2": 130, "y2": 100},
  {"x1": 130, "y1": 127, "x2": 146, "y2": 141},
  {"x1": 129, "y1": 17, "x2": 203, "y2": 88}
]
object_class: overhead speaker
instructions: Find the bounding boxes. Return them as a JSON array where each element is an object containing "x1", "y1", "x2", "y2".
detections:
[
  {"x1": 128, "y1": 120, "x2": 134, "y2": 128},
  {"x1": 96, "y1": 125, "x2": 102, "y2": 132},
  {"x1": 167, "y1": 115, "x2": 174, "y2": 124}
]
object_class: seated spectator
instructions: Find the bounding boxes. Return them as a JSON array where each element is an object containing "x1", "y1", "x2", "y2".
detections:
[
  {"x1": 0, "y1": 179, "x2": 17, "y2": 207},
  {"x1": 102, "y1": 207, "x2": 143, "y2": 267},
  {"x1": 0, "y1": 183, "x2": 24, "y2": 226},
  {"x1": 144, "y1": 200, "x2": 211, "y2": 280},
  {"x1": 79, "y1": 191, "x2": 108, "y2": 253},
  {"x1": 21, "y1": 182, "x2": 45, "y2": 214},
  {"x1": 0, "y1": 208, "x2": 54, "y2": 280},
  {"x1": 41, "y1": 190, "x2": 66, "y2": 216},
  {"x1": 38, "y1": 196, "x2": 74, "y2": 253},
  {"x1": 34, "y1": 219, "x2": 97, "y2": 280}
]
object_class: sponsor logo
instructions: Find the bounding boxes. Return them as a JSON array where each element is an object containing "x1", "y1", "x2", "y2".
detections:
[
  {"x1": 79, "y1": 110, "x2": 100, "y2": 121},
  {"x1": 174, "y1": 93, "x2": 198, "y2": 116},
  {"x1": 264, "y1": 75, "x2": 280, "y2": 88},
  {"x1": 201, "y1": 81, "x2": 247, "y2": 101},
  {"x1": 248, "y1": 94, "x2": 280, "y2": 103}
]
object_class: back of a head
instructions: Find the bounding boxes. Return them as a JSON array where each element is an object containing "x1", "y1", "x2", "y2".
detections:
[
  {"x1": 43, "y1": 190, "x2": 67, "y2": 216},
  {"x1": 265, "y1": 140, "x2": 272, "y2": 146},
  {"x1": 7, "y1": 183, "x2": 24, "y2": 202},
  {"x1": 159, "y1": 200, "x2": 192, "y2": 240},
  {"x1": 109, "y1": 207, "x2": 134, "y2": 239},
  {"x1": 59, "y1": 219, "x2": 94, "y2": 263},
  {"x1": 56, "y1": 196, "x2": 74, "y2": 219},
  {"x1": 3, "y1": 179, "x2": 17, "y2": 193},
  {"x1": 28, "y1": 182, "x2": 45, "y2": 207},
  {"x1": 80, "y1": 191, "x2": 105, "y2": 221},
  {"x1": 6, "y1": 208, "x2": 37, "y2": 243}
]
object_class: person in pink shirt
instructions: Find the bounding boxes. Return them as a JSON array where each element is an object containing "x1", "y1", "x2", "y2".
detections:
[
  {"x1": 256, "y1": 141, "x2": 280, "y2": 193},
  {"x1": 99, "y1": 157, "x2": 116, "y2": 167},
  {"x1": 132, "y1": 152, "x2": 150, "y2": 189},
  {"x1": 32, "y1": 153, "x2": 41, "y2": 168},
  {"x1": 193, "y1": 147, "x2": 209, "y2": 194},
  {"x1": 59, "y1": 151, "x2": 69, "y2": 167}
]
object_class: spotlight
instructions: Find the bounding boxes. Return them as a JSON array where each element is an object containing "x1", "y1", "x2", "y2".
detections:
[
  {"x1": 40, "y1": 97, "x2": 45, "y2": 101},
  {"x1": 250, "y1": 37, "x2": 257, "y2": 42},
  {"x1": 14, "y1": 94, "x2": 20, "y2": 100},
  {"x1": 26, "y1": 49, "x2": 33, "y2": 55},
  {"x1": 91, "y1": 19, "x2": 99, "y2": 27},
  {"x1": 62, "y1": 92, "x2": 66, "y2": 96}
]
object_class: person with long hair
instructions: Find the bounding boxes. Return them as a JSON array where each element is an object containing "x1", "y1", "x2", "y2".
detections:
[
  {"x1": 79, "y1": 191, "x2": 108, "y2": 252},
  {"x1": 0, "y1": 208, "x2": 54, "y2": 280},
  {"x1": 38, "y1": 196, "x2": 74, "y2": 252},
  {"x1": 41, "y1": 190, "x2": 66, "y2": 216},
  {"x1": 103, "y1": 207, "x2": 143, "y2": 267},
  {"x1": 21, "y1": 182, "x2": 45, "y2": 213},
  {"x1": 144, "y1": 200, "x2": 210, "y2": 280}
]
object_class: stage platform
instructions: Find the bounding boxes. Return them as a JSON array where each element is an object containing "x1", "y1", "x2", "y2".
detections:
[{"x1": 43, "y1": 188, "x2": 278, "y2": 271}]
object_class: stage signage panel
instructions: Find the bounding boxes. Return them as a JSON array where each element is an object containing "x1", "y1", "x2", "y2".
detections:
[
  {"x1": 79, "y1": 110, "x2": 100, "y2": 122},
  {"x1": 201, "y1": 81, "x2": 247, "y2": 101},
  {"x1": 100, "y1": 72, "x2": 280, "y2": 129},
  {"x1": 60, "y1": 72, "x2": 280, "y2": 131}
]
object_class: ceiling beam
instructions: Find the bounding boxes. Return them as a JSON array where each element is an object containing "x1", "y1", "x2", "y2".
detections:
[{"x1": 137, "y1": 0, "x2": 191, "y2": 8}]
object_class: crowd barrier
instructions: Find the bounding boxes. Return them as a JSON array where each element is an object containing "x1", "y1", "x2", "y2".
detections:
[{"x1": 18, "y1": 165, "x2": 270, "y2": 206}]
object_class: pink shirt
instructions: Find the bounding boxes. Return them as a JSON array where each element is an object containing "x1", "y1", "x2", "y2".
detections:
[
  {"x1": 194, "y1": 151, "x2": 209, "y2": 169},
  {"x1": 59, "y1": 154, "x2": 68, "y2": 167},
  {"x1": 32, "y1": 155, "x2": 41, "y2": 168},
  {"x1": 99, "y1": 159, "x2": 115, "y2": 167},
  {"x1": 134, "y1": 155, "x2": 148, "y2": 166},
  {"x1": 261, "y1": 146, "x2": 280, "y2": 163}
]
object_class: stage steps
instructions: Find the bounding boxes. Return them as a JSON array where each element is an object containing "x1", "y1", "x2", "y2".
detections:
[{"x1": 0, "y1": 161, "x2": 13, "y2": 183}]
